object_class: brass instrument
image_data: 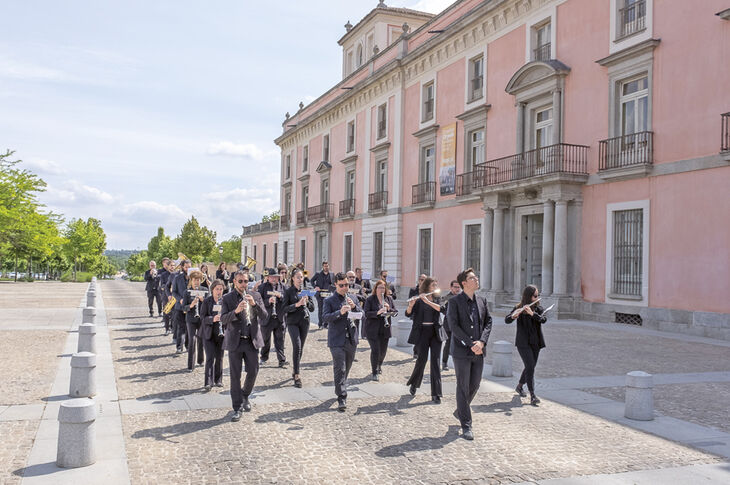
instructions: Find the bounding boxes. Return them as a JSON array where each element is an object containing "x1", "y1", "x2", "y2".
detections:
[
  {"x1": 243, "y1": 256, "x2": 257, "y2": 270},
  {"x1": 150, "y1": 268, "x2": 158, "y2": 278},
  {"x1": 163, "y1": 253, "x2": 189, "y2": 314},
  {"x1": 163, "y1": 296, "x2": 176, "y2": 314},
  {"x1": 407, "y1": 288, "x2": 441, "y2": 303}
]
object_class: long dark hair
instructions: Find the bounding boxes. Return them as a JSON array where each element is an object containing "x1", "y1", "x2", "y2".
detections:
[
  {"x1": 289, "y1": 267, "x2": 303, "y2": 287},
  {"x1": 419, "y1": 277, "x2": 436, "y2": 295},
  {"x1": 519, "y1": 284, "x2": 539, "y2": 307}
]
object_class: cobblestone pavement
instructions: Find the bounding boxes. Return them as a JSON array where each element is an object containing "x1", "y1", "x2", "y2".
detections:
[
  {"x1": 0, "y1": 420, "x2": 40, "y2": 485},
  {"x1": 585, "y1": 382, "x2": 730, "y2": 434},
  {"x1": 121, "y1": 393, "x2": 720, "y2": 485},
  {"x1": 0, "y1": 331, "x2": 67, "y2": 405}
]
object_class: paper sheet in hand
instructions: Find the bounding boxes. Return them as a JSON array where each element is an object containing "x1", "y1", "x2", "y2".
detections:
[
  {"x1": 213, "y1": 304, "x2": 222, "y2": 313},
  {"x1": 348, "y1": 311, "x2": 363, "y2": 320},
  {"x1": 299, "y1": 290, "x2": 316, "y2": 298}
]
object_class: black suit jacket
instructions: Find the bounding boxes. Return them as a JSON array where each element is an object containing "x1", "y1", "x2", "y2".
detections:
[
  {"x1": 221, "y1": 289, "x2": 267, "y2": 351},
  {"x1": 446, "y1": 291, "x2": 492, "y2": 359},
  {"x1": 406, "y1": 298, "x2": 445, "y2": 344},
  {"x1": 282, "y1": 285, "x2": 315, "y2": 327},
  {"x1": 258, "y1": 281, "x2": 286, "y2": 327},
  {"x1": 363, "y1": 294, "x2": 395, "y2": 340},
  {"x1": 505, "y1": 305, "x2": 547, "y2": 348},
  {"x1": 144, "y1": 269, "x2": 160, "y2": 292}
]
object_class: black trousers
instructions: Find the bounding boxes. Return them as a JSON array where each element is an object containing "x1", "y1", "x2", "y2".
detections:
[
  {"x1": 260, "y1": 320, "x2": 286, "y2": 363},
  {"x1": 173, "y1": 310, "x2": 187, "y2": 351},
  {"x1": 162, "y1": 294, "x2": 171, "y2": 331},
  {"x1": 147, "y1": 290, "x2": 161, "y2": 315},
  {"x1": 442, "y1": 335, "x2": 451, "y2": 364},
  {"x1": 203, "y1": 337, "x2": 224, "y2": 386},
  {"x1": 228, "y1": 339, "x2": 259, "y2": 411},
  {"x1": 517, "y1": 346, "x2": 541, "y2": 394},
  {"x1": 287, "y1": 320, "x2": 309, "y2": 375},
  {"x1": 406, "y1": 325, "x2": 442, "y2": 397},
  {"x1": 453, "y1": 356, "x2": 484, "y2": 430},
  {"x1": 367, "y1": 335, "x2": 389, "y2": 374},
  {"x1": 330, "y1": 339, "x2": 357, "y2": 400},
  {"x1": 186, "y1": 321, "x2": 204, "y2": 369},
  {"x1": 315, "y1": 296, "x2": 325, "y2": 327}
]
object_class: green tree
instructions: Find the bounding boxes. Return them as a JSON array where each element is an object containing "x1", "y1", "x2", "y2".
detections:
[
  {"x1": 219, "y1": 235, "x2": 242, "y2": 263},
  {"x1": 126, "y1": 250, "x2": 149, "y2": 277},
  {"x1": 147, "y1": 227, "x2": 175, "y2": 263},
  {"x1": 62, "y1": 218, "x2": 108, "y2": 280},
  {"x1": 174, "y1": 216, "x2": 217, "y2": 263},
  {"x1": 261, "y1": 210, "x2": 279, "y2": 223}
]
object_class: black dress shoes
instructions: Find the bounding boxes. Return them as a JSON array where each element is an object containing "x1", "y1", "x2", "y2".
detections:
[
  {"x1": 462, "y1": 428, "x2": 474, "y2": 440},
  {"x1": 338, "y1": 399, "x2": 347, "y2": 412},
  {"x1": 530, "y1": 395, "x2": 541, "y2": 406},
  {"x1": 409, "y1": 385, "x2": 417, "y2": 396},
  {"x1": 242, "y1": 398, "x2": 252, "y2": 412},
  {"x1": 432, "y1": 396, "x2": 441, "y2": 404},
  {"x1": 278, "y1": 361, "x2": 288, "y2": 368},
  {"x1": 294, "y1": 377, "x2": 302, "y2": 388},
  {"x1": 516, "y1": 385, "x2": 527, "y2": 397},
  {"x1": 372, "y1": 373, "x2": 379, "y2": 381},
  {"x1": 231, "y1": 410, "x2": 242, "y2": 422}
]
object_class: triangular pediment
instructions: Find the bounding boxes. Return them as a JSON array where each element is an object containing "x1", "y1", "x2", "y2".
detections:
[{"x1": 316, "y1": 161, "x2": 332, "y2": 173}]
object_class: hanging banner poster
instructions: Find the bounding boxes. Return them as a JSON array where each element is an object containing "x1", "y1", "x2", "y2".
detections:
[{"x1": 439, "y1": 123, "x2": 456, "y2": 195}]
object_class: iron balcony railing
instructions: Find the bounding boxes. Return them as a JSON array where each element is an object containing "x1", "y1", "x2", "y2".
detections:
[
  {"x1": 296, "y1": 210, "x2": 306, "y2": 226},
  {"x1": 474, "y1": 143, "x2": 589, "y2": 189},
  {"x1": 455, "y1": 171, "x2": 474, "y2": 196},
  {"x1": 306, "y1": 203, "x2": 334, "y2": 223},
  {"x1": 339, "y1": 198, "x2": 355, "y2": 218},
  {"x1": 242, "y1": 220, "x2": 278, "y2": 236},
  {"x1": 722, "y1": 112, "x2": 730, "y2": 153},
  {"x1": 533, "y1": 42, "x2": 551, "y2": 61},
  {"x1": 368, "y1": 191, "x2": 388, "y2": 213},
  {"x1": 598, "y1": 131, "x2": 653, "y2": 171},
  {"x1": 412, "y1": 181, "x2": 436, "y2": 205},
  {"x1": 618, "y1": 0, "x2": 646, "y2": 39},
  {"x1": 279, "y1": 215, "x2": 290, "y2": 231}
]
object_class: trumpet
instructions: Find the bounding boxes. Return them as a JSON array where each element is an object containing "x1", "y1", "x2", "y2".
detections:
[
  {"x1": 151, "y1": 268, "x2": 158, "y2": 278},
  {"x1": 243, "y1": 255, "x2": 257, "y2": 270},
  {"x1": 407, "y1": 288, "x2": 441, "y2": 303}
]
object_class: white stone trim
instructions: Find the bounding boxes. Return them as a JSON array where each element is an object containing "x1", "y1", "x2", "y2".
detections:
[
  {"x1": 609, "y1": 0, "x2": 654, "y2": 55},
  {"x1": 392, "y1": 88, "x2": 403, "y2": 208},
  {"x1": 415, "y1": 223, "x2": 434, "y2": 281},
  {"x1": 418, "y1": 75, "x2": 437, "y2": 130},
  {"x1": 605, "y1": 199, "x2": 650, "y2": 307},
  {"x1": 361, "y1": 213, "x2": 402, "y2": 285},
  {"x1": 364, "y1": 106, "x2": 372, "y2": 211},
  {"x1": 375, "y1": 100, "x2": 389, "y2": 143},
  {"x1": 463, "y1": 44, "x2": 487, "y2": 108},
  {"x1": 461, "y1": 218, "x2": 485, "y2": 277},
  {"x1": 346, "y1": 116, "x2": 357, "y2": 155},
  {"x1": 524, "y1": 4, "x2": 557, "y2": 63}
]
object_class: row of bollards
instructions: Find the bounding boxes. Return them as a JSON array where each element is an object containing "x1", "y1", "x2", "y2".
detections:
[{"x1": 57, "y1": 278, "x2": 98, "y2": 468}]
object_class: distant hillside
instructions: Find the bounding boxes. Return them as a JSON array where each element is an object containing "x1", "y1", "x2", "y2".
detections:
[{"x1": 105, "y1": 249, "x2": 138, "y2": 271}]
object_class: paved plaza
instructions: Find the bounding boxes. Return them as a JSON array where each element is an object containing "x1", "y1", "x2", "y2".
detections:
[{"x1": 1, "y1": 280, "x2": 730, "y2": 484}]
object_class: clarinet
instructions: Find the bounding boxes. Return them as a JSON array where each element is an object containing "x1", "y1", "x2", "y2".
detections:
[{"x1": 213, "y1": 297, "x2": 225, "y2": 339}]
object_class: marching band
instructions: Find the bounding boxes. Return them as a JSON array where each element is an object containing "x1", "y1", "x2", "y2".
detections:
[{"x1": 144, "y1": 256, "x2": 543, "y2": 440}]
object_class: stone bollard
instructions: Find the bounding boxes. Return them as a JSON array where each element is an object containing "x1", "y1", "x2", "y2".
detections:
[
  {"x1": 69, "y1": 352, "x2": 97, "y2": 398},
  {"x1": 395, "y1": 319, "x2": 412, "y2": 347},
  {"x1": 86, "y1": 291, "x2": 96, "y2": 308},
  {"x1": 77, "y1": 324, "x2": 97, "y2": 354},
  {"x1": 491, "y1": 340, "x2": 513, "y2": 377},
  {"x1": 57, "y1": 398, "x2": 96, "y2": 468},
  {"x1": 82, "y1": 306, "x2": 96, "y2": 324},
  {"x1": 625, "y1": 371, "x2": 654, "y2": 421}
]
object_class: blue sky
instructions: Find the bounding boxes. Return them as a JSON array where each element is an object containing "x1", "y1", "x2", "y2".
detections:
[{"x1": 1, "y1": 0, "x2": 451, "y2": 249}]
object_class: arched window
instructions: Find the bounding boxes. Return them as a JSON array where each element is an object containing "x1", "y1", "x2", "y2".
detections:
[{"x1": 356, "y1": 44, "x2": 363, "y2": 68}]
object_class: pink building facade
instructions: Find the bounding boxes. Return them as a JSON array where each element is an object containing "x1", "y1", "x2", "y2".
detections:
[{"x1": 243, "y1": 0, "x2": 730, "y2": 339}]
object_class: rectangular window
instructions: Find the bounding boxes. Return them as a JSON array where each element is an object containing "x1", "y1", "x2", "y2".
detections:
[
  {"x1": 373, "y1": 232, "x2": 383, "y2": 276},
  {"x1": 468, "y1": 129, "x2": 485, "y2": 172},
  {"x1": 418, "y1": 228, "x2": 431, "y2": 276},
  {"x1": 244, "y1": 246, "x2": 248, "y2": 261},
  {"x1": 323, "y1": 134, "x2": 330, "y2": 162},
  {"x1": 612, "y1": 209, "x2": 643, "y2": 296},
  {"x1": 302, "y1": 146, "x2": 309, "y2": 172},
  {"x1": 534, "y1": 107, "x2": 554, "y2": 149},
  {"x1": 533, "y1": 22, "x2": 551, "y2": 61},
  {"x1": 345, "y1": 169, "x2": 356, "y2": 200},
  {"x1": 465, "y1": 224, "x2": 481, "y2": 277},
  {"x1": 469, "y1": 56, "x2": 484, "y2": 101},
  {"x1": 321, "y1": 179, "x2": 329, "y2": 204},
  {"x1": 619, "y1": 0, "x2": 646, "y2": 39},
  {"x1": 422, "y1": 82, "x2": 434, "y2": 122},
  {"x1": 283, "y1": 241, "x2": 288, "y2": 264},
  {"x1": 344, "y1": 234, "x2": 353, "y2": 272},
  {"x1": 300, "y1": 239, "x2": 306, "y2": 267},
  {"x1": 347, "y1": 120, "x2": 355, "y2": 153},
  {"x1": 377, "y1": 103, "x2": 387, "y2": 140},
  {"x1": 302, "y1": 185, "x2": 309, "y2": 210},
  {"x1": 376, "y1": 160, "x2": 388, "y2": 192},
  {"x1": 420, "y1": 145, "x2": 435, "y2": 183},
  {"x1": 273, "y1": 243, "x2": 278, "y2": 265},
  {"x1": 284, "y1": 191, "x2": 291, "y2": 217},
  {"x1": 620, "y1": 76, "x2": 648, "y2": 137},
  {"x1": 253, "y1": 245, "x2": 257, "y2": 271},
  {"x1": 262, "y1": 244, "x2": 267, "y2": 269},
  {"x1": 347, "y1": 51, "x2": 353, "y2": 75},
  {"x1": 285, "y1": 155, "x2": 291, "y2": 179}
]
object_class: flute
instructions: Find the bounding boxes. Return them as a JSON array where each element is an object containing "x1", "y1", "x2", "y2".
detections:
[
  {"x1": 407, "y1": 288, "x2": 441, "y2": 303},
  {"x1": 510, "y1": 298, "x2": 541, "y2": 319}
]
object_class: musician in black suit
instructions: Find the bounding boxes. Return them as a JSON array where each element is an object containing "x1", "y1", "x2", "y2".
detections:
[
  {"x1": 311, "y1": 261, "x2": 334, "y2": 329},
  {"x1": 144, "y1": 261, "x2": 162, "y2": 317},
  {"x1": 363, "y1": 280, "x2": 396, "y2": 381},
  {"x1": 200, "y1": 279, "x2": 226, "y2": 390},
  {"x1": 378, "y1": 270, "x2": 397, "y2": 297},
  {"x1": 505, "y1": 284, "x2": 547, "y2": 406},
  {"x1": 354, "y1": 267, "x2": 372, "y2": 295},
  {"x1": 407, "y1": 273, "x2": 427, "y2": 359},
  {"x1": 171, "y1": 260, "x2": 192, "y2": 353},
  {"x1": 440, "y1": 280, "x2": 462, "y2": 371},
  {"x1": 182, "y1": 269, "x2": 206, "y2": 370},
  {"x1": 221, "y1": 270, "x2": 267, "y2": 422},
  {"x1": 258, "y1": 268, "x2": 287, "y2": 367},
  {"x1": 158, "y1": 258, "x2": 172, "y2": 333},
  {"x1": 282, "y1": 267, "x2": 314, "y2": 388},
  {"x1": 322, "y1": 272, "x2": 362, "y2": 411},
  {"x1": 446, "y1": 268, "x2": 493, "y2": 440},
  {"x1": 405, "y1": 277, "x2": 445, "y2": 403}
]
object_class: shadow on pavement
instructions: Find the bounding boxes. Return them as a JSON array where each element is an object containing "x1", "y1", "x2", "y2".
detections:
[
  {"x1": 472, "y1": 394, "x2": 524, "y2": 416},
  {"x1": 354, "y1": 394, "x2": 432, "y2": 416},
  {"x1": 375, "y1": 425, "x2": 461, "y2": 457},
  {"x1": 255, "y1": 398, "x2": 338, "y2": 428},
  {"x1": 130, "y1": 416, "x2": 227, "y2": 443}
]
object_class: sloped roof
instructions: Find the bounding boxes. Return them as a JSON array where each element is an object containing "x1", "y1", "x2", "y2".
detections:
[{"x1": 338, "y1": 4, "x2": 435, "y2": 45}]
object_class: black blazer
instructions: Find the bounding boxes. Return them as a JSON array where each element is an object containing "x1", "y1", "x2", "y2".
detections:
[
  {"x1": 221, "y1": 289, "x2": 267, "y2": 351},
  {"x1": 406, "y1": 298, "x2": 444, "y2": 344},
  {"x1": 199, "y1": 295, "x2": 224, "y2": 341},
  {"x1": 322, "y1": 292, "x2": 362, "y2": 348},
  {"x1": 144, "y1": 269, "x2": 160, "y2": 292},
  {"x1": 505, "y1": 305, "x2": 547, "y2": 349},
  {"x1": 258, "y1": 281, "x2": 286, "y2": 326},
  {"x1": 171, "y1": 273, "x2": 188, "y2": 311},
  {"x1": 446, "y1": 291, "x2": 493, "y2": 359},
  {"x1": 282, "y1": 285, "x2": 315, "y2": 326},
  {"x1": 182, "y1": 287, "x2": 207, "y2": 328},
  {"x1": 364, "y1": 294, "x2": 396, "y2": 340}
]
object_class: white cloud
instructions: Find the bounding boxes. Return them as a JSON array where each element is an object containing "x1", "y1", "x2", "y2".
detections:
[
  {"x1": 23, "y1": 158, "x2": 67, "y2": 175},
  {"x1": 44, "y1": 179, "x2": 115, "y2": 206},
  {"x1": 207, "y1": 141, "x2": 278, "y2": 161},
  {"x1": 401, "y1": 0, "x2": 453, "y2": 14},
  {"x1": 117, "y1": 201, "x2": 188, "y2": 222}
]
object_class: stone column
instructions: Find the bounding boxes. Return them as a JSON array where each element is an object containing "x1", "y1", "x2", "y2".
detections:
[
  {"x1": 491, "y1": 207, "x2": 505, "y2": 292},
  {"x1": 516, "y1": 102, "x2": 526, "y2": 154},
  {"x1": 541, "y1": 200, "x2": 554, "y2": 296},
  {"x1": 482, "y1": 207, "x2": 494, "y2": 290},
  {"x1": 553, "y1": 200, "x2": 568, "y2": 295},
  {"x1": 552, "y1": 89, "x2": 562, "y2": 145}
]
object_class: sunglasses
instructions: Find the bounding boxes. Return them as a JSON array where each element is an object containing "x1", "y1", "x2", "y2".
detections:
[
  {"x1": 336, "y1": 283, "x2": 348, "y2": 288},
  {"x1": 235, "y1": 279, "x2": 248, "y2": 284}
]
